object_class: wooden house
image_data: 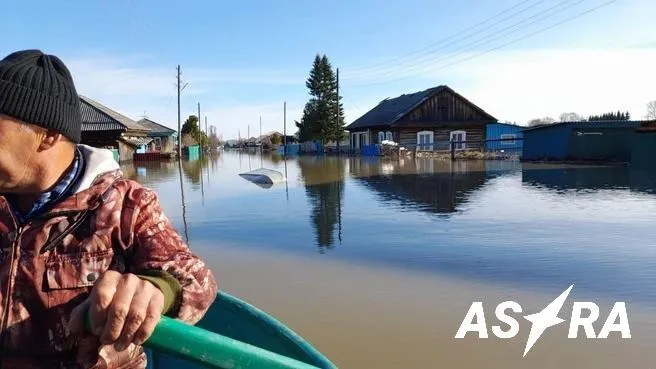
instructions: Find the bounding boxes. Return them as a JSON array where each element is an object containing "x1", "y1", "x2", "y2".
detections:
[
  {"x1": 79, "y1": 95, "x2": 152, "y2": 162},
  {"x1": 345, "y1": 85, "x2": 497, "y2": 152},
  {"x1": 137, "y1": 118, "x2": 177, "y2": 154}
]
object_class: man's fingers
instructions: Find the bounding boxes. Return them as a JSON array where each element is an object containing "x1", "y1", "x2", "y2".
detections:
[
  {"x1": 99, "y1": 274, "x2": 140, "y2": 345},
  {"x1": 133, "y1": 293, "x2": 164, "y2": 346},
  {"x1": 68, "y1": 299, "x2": 90, "y2": 335},
  {"x1": 78, "y1": 271, "x2": 167, "y2": 350},
  {"x1": 89, "y1": 271, "x2": 121, "y2": 336},
  {"x1": 115, "y1": 285, "x2": 153, "y2": 351}
]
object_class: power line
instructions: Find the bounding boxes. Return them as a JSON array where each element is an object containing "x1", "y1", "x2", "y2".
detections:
[
  {"x1": 344, "y1": 0, "x2": 587, "y2": 81},
  {"x1": 345, "y1": 0, "x2": 546, "y2": 76},
  {"x1": 345, "y1": 0, "x2": 617, "y2": 88}
]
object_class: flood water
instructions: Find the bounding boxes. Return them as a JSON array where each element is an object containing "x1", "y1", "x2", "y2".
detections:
[{"x1": 123, "y1": 151, "x2": 656, "y2": 368}]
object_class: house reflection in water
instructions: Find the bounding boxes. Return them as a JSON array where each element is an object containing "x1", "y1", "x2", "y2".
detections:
[
  {"x1": 349, "y1": 157, "x2": 514, "y2": 216},
  {"x1": 297, "y1": 155, "x2": 522, "y2": 251},
  {"x1": 297, "y1": 156, "x2": 346, "y2": 252}
]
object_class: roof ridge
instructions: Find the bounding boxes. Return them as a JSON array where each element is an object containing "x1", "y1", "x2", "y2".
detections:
[{"x1": 79, "y1": 95, "x2": 150, "y2": 132}]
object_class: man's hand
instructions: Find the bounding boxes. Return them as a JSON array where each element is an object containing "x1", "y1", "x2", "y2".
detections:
[{"x1": 69, "y1": 271, "x2": 165, "y2": 352}]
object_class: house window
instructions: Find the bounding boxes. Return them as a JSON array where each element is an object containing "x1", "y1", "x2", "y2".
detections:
[
  {"x1": 377, "y1": 131, "x2": 385, "y2": 143},
  {"x1": 352, "y1": 132, "x2": 368, "y2": 149},
  {"x1": 417, "y1": 131, "x2": 434, "y2": 151},
  {"x1": 500, "y1": 134, "x2": 516, "y2": 145},
  {"x1": 450, "y1": 130, "x2": 466, "y2": 150},
  {"x1": 385, "y1": 131, "x2": 393, "y2": 141},
  {"x1": 359, "y1": 132, "x2": 367, "y2": 148}
]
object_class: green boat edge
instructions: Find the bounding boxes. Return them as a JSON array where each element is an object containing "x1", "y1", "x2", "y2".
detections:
[{"x1": 146, "y1": 291, "x2": 338, "y2": 369}]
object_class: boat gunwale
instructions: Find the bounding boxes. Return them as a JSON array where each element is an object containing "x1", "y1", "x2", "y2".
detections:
[{"x1": 215, "y1": 291, "x2": 338, "y2": 369}]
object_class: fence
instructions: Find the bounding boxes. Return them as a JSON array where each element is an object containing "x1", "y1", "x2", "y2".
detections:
[{"x1": 373, "y1": 137, "x2": 524, "y2": 160}]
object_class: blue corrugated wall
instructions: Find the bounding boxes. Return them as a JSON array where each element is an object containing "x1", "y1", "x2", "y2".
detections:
[
  {"x1": 522, "y1": 125, "x2": 570, "y2": 160},
  {"x1": 631, "y1": 131, "x2": 656, "y2": 169},
  {"x1": 485, "y1": 123, "x2": 524, "y2": 152},
  {"x1": 522, "y1": 121, "x2": 641, "y2": 161}
]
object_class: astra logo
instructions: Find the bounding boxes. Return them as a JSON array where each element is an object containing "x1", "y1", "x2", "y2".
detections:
[{"x1": 454, "y1": 285, "x2": 631, "y2": 357}]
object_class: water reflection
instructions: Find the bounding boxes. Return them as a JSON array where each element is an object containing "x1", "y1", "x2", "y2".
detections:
[
  {"x1": 121, "y1": 152, "x2": 656, "y2": 306},
  {"x1": 181, "y1": 157, "x2": 208, "y2": 188},
  {"x1": 522, "y1": 165, "x2": 656, "y2": 195},
  {"x1": 120, "y1": 161, "x2": 179, "y2": 185},
  {"x1": 297, "y1": 156, "x2": 345, "y2": 252},
  {"x1": 349, "y1": 158, "x2": 516, "y2": 216},
  {"x1": 177, "y1": 158, "x2": 190, "y2": 243}
]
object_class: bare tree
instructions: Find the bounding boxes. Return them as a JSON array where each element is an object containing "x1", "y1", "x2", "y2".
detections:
[
  {"x1": 559, "y1": 112, "x2": 584, "y2": 122},
  {"x1": 647, "y1": 101, "x2": 656, "y2": 120},
  {"x1": 181, "y1": 133, "x2": 198, "y2": 147},
  {"x1": 528, "y1": 117, "x2": 556, "y2": 127}
]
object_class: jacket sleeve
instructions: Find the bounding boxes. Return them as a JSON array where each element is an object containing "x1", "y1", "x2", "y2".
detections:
[{"x1": 121, "y1": 183, "x2": 218, "y2": 324}]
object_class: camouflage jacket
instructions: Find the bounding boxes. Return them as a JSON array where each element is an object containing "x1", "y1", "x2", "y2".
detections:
[{"x1": 0, "y1": 145, "x2": 218, "y2": 368}]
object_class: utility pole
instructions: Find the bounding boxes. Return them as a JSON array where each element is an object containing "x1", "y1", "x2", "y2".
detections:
[
  {"x1": 336, "y1": 67, "x2": 340, "y2": 154},
  {"x1": 176, "y1": 65, "x2": 188, "y2": 159},
  {"x1": 259, "y1": 115, "x2": 262, "y2": 154},
  {"x1": 205, "y1": 116, "x2": 208, "y2": 151},
  {"x1": 283, "y1": 101, "x2": 287, "y2": 156},
  {"x1": 177, "y1": 65, "x2": 181, "y2": 159}
]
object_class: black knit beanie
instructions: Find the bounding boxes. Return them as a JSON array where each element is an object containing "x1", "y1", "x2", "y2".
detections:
[{"x1": 0, "y1": 49, "x2": 81, "y2": 143}]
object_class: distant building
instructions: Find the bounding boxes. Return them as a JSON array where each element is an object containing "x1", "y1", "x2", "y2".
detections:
[
  {"x1": 345, "y1": 85, "x2": 497, "y2": 152},
  {"x1": 136, "y1": 118, "x2": 177, "y2": 154},
  {"x1": 79, "y1": 95, "x2": 151, "y2": 162}
]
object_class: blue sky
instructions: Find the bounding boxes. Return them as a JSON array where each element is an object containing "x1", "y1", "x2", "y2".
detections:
[{"x1": 2, "y1": 0, "x2": 655, "y2": 140}]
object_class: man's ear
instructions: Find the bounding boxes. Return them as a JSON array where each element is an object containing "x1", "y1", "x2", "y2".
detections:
[{"x1": 39, "y1": 130, "x2": 65, "y2": 151}]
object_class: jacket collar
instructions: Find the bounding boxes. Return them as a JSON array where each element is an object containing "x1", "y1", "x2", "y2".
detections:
[
  {"x1": 43, "y1": 144, "x2": 123, "y2": 215},
  {"x1": 70, "y1": 145, "x2": 121, "y2": 195}
]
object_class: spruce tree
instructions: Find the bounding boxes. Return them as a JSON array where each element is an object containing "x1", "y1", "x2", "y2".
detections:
[{"x1": 296, "y1": 54, "x2": 345, "y2": 144}]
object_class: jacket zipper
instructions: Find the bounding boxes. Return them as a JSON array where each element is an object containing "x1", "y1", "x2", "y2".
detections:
[{"x1": 0, "y1": 224, "x2": 23, "y2": 369}]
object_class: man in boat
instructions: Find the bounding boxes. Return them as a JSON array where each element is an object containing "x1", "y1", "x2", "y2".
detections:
[{"x1": 0, "y1": 49, "x2": 218, "y2": 368}]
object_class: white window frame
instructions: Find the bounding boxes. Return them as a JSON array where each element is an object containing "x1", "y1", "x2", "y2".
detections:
[
  {"x1": 385, "y1": 131, "x2": 393, "y2": 141},
  {"x1": 450, "y1": 130, "x2": 467, "y2": 151},
  {"x1": 500, "y1": 133, "x2": 516, "y2": 145},
  {"x1": 352, "y1": 132, "x2": 369, "y2": 149},
  {"x1": 377, "y1": 131, "x2": 385, "y2": 143},
  {"x1": 417, "y1": 130, "x2": 434, "y2": 151}
]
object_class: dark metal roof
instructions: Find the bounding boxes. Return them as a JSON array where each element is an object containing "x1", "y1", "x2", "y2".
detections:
[
  {"x1": 80, "y1": 99, "x2": 127, "y2": 132},
  {"x1": 345, "y1": 85, "x2": 496, "y2": 130},
  {"x1": 521, "y1": 120, "x2": 643, "y2": 132},
  {"x1": 137, "y1": 118, "x2": 177, "y2": 136},
  {"x1": 79, "y1": 95, "x2": 149, "y2": 132},
  {"x1": 81, "y1": 122, "x2": 126, "y2": 132},
  {"x1": 346, "y1": 87, "x2": 443, "y2": 130}
]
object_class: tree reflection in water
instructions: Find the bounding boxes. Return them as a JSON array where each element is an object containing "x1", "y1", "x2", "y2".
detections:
[{"x1": 297, "y1": 156, "x2": 345, "y2": 252}]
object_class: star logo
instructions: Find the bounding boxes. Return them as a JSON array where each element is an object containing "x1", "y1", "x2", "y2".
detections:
[{"x1": 522, "y1": 284, "x2": 573, "y2": 357}]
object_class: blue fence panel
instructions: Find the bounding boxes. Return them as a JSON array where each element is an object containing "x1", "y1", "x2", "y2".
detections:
[{"x1": 361, "y1": 145, "x2": 381, "y2": 156}]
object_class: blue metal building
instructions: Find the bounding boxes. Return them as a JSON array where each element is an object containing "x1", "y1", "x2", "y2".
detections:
[
  {"x1": 521, "y1": 120, "x2": 642, "y2": 162},
  {"x1": 485, "y1": 122, "x2": 523, "y2": 153}
]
